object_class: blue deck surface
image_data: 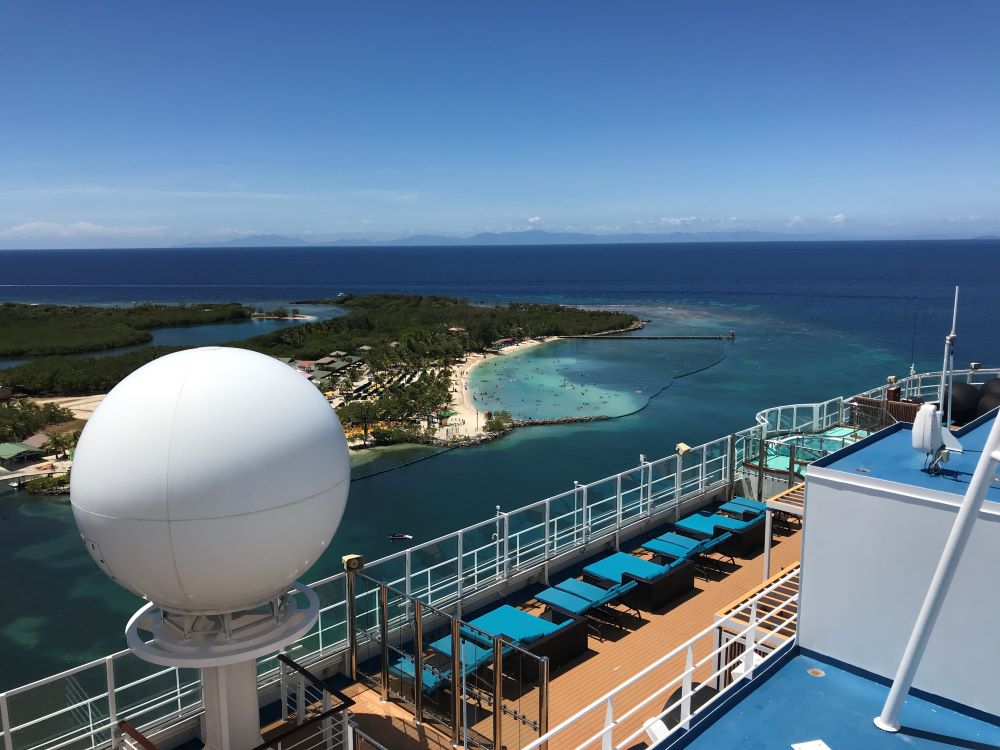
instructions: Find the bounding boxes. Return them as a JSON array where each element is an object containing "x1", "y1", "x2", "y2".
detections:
[
  {"x1": 684, "y1": 655, "x2": 1000, "y2": 749},
  {"x1": 821, "y1": 413, "x2": 1000, "y2": 502}
]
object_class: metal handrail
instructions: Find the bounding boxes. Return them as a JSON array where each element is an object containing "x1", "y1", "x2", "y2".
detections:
[{"x1": 522, "y1": 566, "x2": 801, "y2": 750}]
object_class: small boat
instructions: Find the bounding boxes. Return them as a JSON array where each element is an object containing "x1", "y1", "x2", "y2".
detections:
[{"x1": 387, "y1": 533, "x2": 413, "y2": 541}]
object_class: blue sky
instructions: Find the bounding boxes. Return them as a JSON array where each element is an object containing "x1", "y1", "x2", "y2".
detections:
[{"x1": 1, "y1": 1, "x2": 998, "y2": 247}]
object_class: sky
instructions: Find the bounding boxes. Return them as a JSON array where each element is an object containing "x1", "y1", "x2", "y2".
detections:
[{"x1": 1, "y1": 1, "x2": 998, "y2": 248}]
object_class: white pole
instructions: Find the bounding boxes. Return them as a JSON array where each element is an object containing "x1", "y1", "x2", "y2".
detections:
[
  {"x1": 874, "y1": 412, "x2": 1000, "y2": 732},
  {"x1": 938, "y1": 286, "x2": 959, "y2": 427}
]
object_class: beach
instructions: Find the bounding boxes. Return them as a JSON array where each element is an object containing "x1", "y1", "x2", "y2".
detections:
[{"x1": 441, "y1": 337, "x2": 557, "y2": 440}]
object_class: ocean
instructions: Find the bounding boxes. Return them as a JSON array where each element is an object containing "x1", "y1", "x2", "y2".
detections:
[{"x1": 1, "y1": 239, "x2": 998, "y2": 688}]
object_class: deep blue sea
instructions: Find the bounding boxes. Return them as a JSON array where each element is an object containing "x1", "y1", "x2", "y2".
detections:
[{"x1": 1, "y1": 239, "x2": 998, "y2": 687}]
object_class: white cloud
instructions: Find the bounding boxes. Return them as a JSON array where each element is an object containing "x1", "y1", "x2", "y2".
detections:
[
  {"x1": 827, "y1": 213, "x2": 848, "y2": 224},
  {"x1": 0, "y1": 221, "x2": 165, "y2": 239},
  {"x1": 527, "y1": 216, "x2": 542, "y2": 226},
  {"x1": 658, "y1": 216, "x2": 699, "y2": 227}
]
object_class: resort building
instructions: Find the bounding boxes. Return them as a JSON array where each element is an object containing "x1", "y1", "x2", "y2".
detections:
[{"x1": 0, "y1": 442, "x2": 44, "y2": 470}]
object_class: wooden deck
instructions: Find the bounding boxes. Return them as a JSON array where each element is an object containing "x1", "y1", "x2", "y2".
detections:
[{"x1": 346, "y1": 526, "x2": 803, "y2": 750}]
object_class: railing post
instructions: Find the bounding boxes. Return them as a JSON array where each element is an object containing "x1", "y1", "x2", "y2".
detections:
[
  {"x1": 602, "y1": 696, "x2": 614, "y2": 750},
  {"x1": 494, "y1": 506, "x2": 502, "y2": 584},
  {"x1": 296, "y1": 675, "x2": 306, "y2": 725},
  {"x1": 346, "y1": 567, "x2": 358, "y2": 681},
  {"x1": 763, "y1": 510, "x2": 773, "y2": 581},
  {"x1": 681, "y1": 644, "x2": 694, "y2": 729},
  {"x1": 343, "y1": 711, "x2": 354, "y2": 750},
  {"x1": 492, "y1": 637, "x2": 503, "y2": 749},
  {"x1": 787, "y1": 444, "x2": 797, "y2": 490},
  {"x1": 413, "y1": 600, "x2": 424, "y2": 724},
  {"x1": 538, "y1": 657, "x2": 550, "y2": 750},
  {"x1": 646, "y1": 460, "x2": 654, "y2": 516},
  {"x1": 456, "y1": 532, "x2": 464, "y2": 618},
  {"x1": 614, "y1": 474, "x2": 622, "y2": 551},
  {"x1": 322, "y1": 690, "x2": 333, "y2": 750},
  {"x1": 542, "y1": 499, "x2": 552, "y2": 586},
  {"x1": 0, "y1": 693, "x2": 12, "y2": 750},
  {"x1": 726, "y1": 433, "x2": 736, "y2": 500},
  {"x1": 404, "y1": 549, "x2": 412, "y2": 600},
  {"x1": 279, "y1": 658, "x2": 289, "y2": 720},
  {"x1": 699, "y1": 446, "x2": 707, "y2": 492},
  {"x1": 744, "y1": 600, "x2": 758, "y2": 681},
  {"x1": 756, "y1": 429, "x2": 766, "y2": 501},
  {"x1": 573, "y1": 481, "x2": 582, "y2": 546},
  {"x1": 673, "y1": 454, "x2": 682, "y2": 521},
  {"x1": 379, "y1": 584, "x2": 389, "y2": 702},
  {"x1": 105, "y1": 657, "x2": 119, "y2": 750},
  {"x1": 450, "y1": 619, "x2": 462, "y2": 745},
  {"x1": 582, "y1": 484, "x2": 590, "y2": 543},
  {"x1": 638, "y1": 455, "x2": 646, "y2": 514},
  {"x1": 502, "y1": 513, "x2": 510, "y2": 578}
]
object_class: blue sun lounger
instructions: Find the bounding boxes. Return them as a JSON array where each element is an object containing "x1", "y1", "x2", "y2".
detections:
[
  {"x1": 535, "y1": 578, "x2": 639, "y2": 638},
  {"x1": 676, "y1": 510, "x2": 765, "y2": 556},
  {"x1": 730, "y1": 496, "x2": 767, "y2": 513},
  {"x1": 642, "y1": 531, "x2": 736, "y2": 572},
  {"x1": 582, "y1": 551, "x2": 693, "y2": 611},
  {"x1": 387, "y1": 654, "x2": 450, "y2": 695},
  {"x1": 429, "y1": 604, "x2": 588, "y2": 673}
]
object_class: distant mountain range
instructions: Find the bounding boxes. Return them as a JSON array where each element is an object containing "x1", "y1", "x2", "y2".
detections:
[
  {"x1": 184, "y1": 234, "x2": 311, "y2": 248},
  {"x1": 186, "y1": 229, "x2": 861, "y2": 248}
]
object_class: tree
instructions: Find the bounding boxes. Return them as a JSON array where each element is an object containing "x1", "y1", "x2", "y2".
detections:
[
  {"x1": 484, "y1": 410, "x2": 513, "y2": 433},
  {"x1": 43, "y1": 433, "x2": 70, "y2": 459}
]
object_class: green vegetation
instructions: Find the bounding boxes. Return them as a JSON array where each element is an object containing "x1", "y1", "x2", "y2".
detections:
[
  {"x1": 24, "y1": 473, "x2": 70, "y2": 495},
  {"x1": 243, "y1": 294, "x2": 637, "y2": 364},
  {"x1": 2, "y1": 295, "x2": 639, "y2": 398},
  {"x1": 484, "y1": 410, "x2": 513, "y2": 433},
  {"x1": 1, "y1": 347, "x2": 181, "y2": 396},
  {"x1": 0, "y1": 302, "x2": 252, "y2": 356},
  {"x1": 336, "y1": 372, "x2": 452, "y2": 443},
  {"x1": 43, "y1": 431, "x2": 80, "y2": 459},
  {"x1": 0, "y1": 399, "x2": 74, "y2": 442}
]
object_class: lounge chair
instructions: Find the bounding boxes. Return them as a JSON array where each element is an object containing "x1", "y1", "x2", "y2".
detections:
[
  {"x1": 535, "y1": 578, "x2": 638, "y2": 638},
  {"x1": 431, "y1": 604, "x2": 588, "y2": 673},
  {"x1": 642, "y1": 531, "x2": 735, "y2": 569},
  {"x1": 582, "y1": 551, "x2": 694, "y2": 611},
  {"x1": 675, "y1": 511, "x2": 765, "y2": 557},
  {"x1": 729, "y1": 496, "x2": 767, "y2": 513},
  {"x1": 717, "y1": 499, "x2": 763, "y2": 520}
]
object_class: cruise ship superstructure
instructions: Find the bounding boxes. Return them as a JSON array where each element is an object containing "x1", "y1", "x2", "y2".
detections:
[{"x1": 2, "y1": 367, "x2": 999, "y2": 750}]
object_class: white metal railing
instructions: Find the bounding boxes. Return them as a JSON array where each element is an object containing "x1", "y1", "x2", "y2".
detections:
[
  {"x1": 522, "y1": 566, "x2": 801, "y2": 750},
  {"x1": 853, "y1": 367, "x2": 1000, "y2": 403},
  {"x1": 2, "y1": 367, "x2": 955, "y2": 750}
]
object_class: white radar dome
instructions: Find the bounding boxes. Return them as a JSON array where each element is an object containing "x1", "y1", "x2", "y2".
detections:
[{"x1": 70, "y1": 347, "x2": 351, "y2": 615}]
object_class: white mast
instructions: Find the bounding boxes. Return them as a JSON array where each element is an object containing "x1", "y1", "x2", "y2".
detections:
[{"x1": 936, "y1": 286, "x2": 959, "y2": 427}]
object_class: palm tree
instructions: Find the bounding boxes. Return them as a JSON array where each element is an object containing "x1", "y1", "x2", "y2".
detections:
[{"x1": 43, "y1": 434, "x2": 69, "y2": 459}]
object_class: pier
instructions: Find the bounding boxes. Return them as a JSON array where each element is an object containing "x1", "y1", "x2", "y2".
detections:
[{"x1": 560, "y1": 332, "x2": 736, "y2": 341}]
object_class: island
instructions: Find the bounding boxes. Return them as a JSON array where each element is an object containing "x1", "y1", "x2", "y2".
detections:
[{"x1": 0, "y1": 295, "x2": 641, "y2": 462}]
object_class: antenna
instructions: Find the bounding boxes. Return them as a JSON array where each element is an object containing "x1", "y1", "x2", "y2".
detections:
[{"x1": 937, "y1": 286, "x2": 959, "y2": 427}]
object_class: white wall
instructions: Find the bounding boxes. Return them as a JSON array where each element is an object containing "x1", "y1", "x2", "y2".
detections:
[{"x1": 798, "y1": 468, "x2": 1000, "y2": 717}]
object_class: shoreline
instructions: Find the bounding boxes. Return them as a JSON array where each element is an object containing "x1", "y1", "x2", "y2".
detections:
[{"x1": 442, "y1": 337, "x2": 558, "y2": 441}]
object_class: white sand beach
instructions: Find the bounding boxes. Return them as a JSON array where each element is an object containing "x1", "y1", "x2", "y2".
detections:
[{"x1": 440, "y1": 337, "x2": 557, "y2": 440}]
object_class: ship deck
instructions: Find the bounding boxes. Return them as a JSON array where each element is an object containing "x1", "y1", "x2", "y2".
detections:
[{"x1": 344, "y1": 525, "x2": 803, "y2": 749}]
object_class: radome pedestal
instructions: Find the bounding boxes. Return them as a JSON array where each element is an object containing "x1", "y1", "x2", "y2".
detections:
[{"x1": 125, "y1": 582, "x2": 319, "y2": 750}]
